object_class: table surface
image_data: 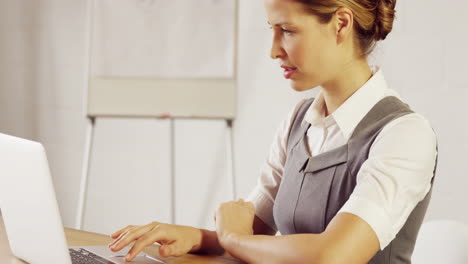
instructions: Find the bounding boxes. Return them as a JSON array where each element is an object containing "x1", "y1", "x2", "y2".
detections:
[{"x1": 0, "y1": 217, "x2": 243, "y2": 264}]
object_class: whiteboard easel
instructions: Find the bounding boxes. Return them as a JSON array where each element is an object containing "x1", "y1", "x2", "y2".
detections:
[{"x1": 75, "y1": 0, "x2": 239, "y2": 230}]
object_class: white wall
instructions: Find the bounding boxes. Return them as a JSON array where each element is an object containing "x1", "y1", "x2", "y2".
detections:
[
  {"x1": 1, "y1": 0, "x2": 467, "y2": 235},
  {"x1": 373, "y1": 0, "x2": 468, "y2": 222},
  {"x1": 0, "y1": 0, "x2": 89, "y2": 225}
]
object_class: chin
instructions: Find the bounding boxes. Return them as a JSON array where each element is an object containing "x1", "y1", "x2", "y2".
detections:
[{"x1": 290, "y1": 80, "x2": 316, "y2": 92}]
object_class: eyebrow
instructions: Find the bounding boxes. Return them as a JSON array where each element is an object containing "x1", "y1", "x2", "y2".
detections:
[{"x1": 267, "y1": 21, "x2": 292, "y2": 27}]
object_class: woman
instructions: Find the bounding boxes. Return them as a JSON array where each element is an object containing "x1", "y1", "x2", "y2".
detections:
[{"x1": 109, "y1": 0, "x2": 438, "y2": 263}]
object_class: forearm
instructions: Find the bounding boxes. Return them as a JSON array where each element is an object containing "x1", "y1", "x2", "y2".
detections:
[
  {"x1": 189, "y1": 215, "x2": 274, "y2": 257},
  {"x1": 221, "y1": 233, "x2": 326, "y2": 264},
  {"x1": 191, "y1": 229, "x2": 225, "y2": 255},
  {"x1": 220, "y1": 212, "x2": 380, "y2": 264}
]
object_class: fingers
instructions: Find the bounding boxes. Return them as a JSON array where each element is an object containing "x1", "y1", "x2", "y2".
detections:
[
  {"x1": 125, "y1": 226, "x2": 171, "y2": 261},
  {"x1": 109, "y1": 226, "x2": 138, "y2": 249},
  {"x1": 111, "y1": 225, "x2": 134, "y2": 239},
  {"x1": 109, "y1": 223, "x2": 158, "y2": 252},
  {"x1": 111, "y1": 221, "x2": 161, "y2": 239},
  {"x1": 159, "y1": 244, "x2": 172, "y2": 258},
  {"x1": 237, "y1": 199, "x2": 254, "y2": 210},
  {"x1": 220, "y1": 199, "x2": 253, "y2": 208},
  {"x1": 108, "y1": 229, "x2": 131, "y2": 249}
]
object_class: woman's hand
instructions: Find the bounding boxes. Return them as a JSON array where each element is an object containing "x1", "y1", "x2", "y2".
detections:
[
  {"x1": 214, "y1": 199, "x2": 255, "y2": 246},
  {"x1": 108, "y1": 221, "x2": 202, "y2": 262}
]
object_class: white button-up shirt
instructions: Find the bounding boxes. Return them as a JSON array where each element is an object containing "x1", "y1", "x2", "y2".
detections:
[{"x1": 247, "y1": 67, "x2": 438, "y2": 249}]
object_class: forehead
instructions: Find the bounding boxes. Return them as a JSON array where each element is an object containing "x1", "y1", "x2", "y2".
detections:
[{"x1": 263, "y1": 0, "x2": 310, "y2": 25}]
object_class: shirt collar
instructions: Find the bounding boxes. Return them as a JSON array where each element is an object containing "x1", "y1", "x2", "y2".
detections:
[{"x1": 302, "y1": 66, "x2": 390, "y2": 141}]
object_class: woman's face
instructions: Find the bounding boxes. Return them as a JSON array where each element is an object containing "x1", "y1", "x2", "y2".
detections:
[{"x1": 264, "y1": 0, "x2": 343, "y2": 91}]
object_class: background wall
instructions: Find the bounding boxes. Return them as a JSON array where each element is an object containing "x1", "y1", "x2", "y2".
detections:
[
  {"x1": 1, "y1": 0, "x2": 467, "y2": 235},
  {"x1": 0, "y1": 0, "x2": 89, "y2": 223}
]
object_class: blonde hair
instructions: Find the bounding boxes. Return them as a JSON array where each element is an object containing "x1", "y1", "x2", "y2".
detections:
[{"x1": 295, "y1": 0, "x2": 397, "y2": 56}]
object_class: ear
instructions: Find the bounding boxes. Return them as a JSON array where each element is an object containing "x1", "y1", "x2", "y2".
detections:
[{"x1": 333, "y1": 7, "x2": 354, "y2": 44}]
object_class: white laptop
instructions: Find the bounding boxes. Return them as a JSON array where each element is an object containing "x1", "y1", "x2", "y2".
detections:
[{"x1": 0, "y1": 133, "x2": 166, "y2": 264}]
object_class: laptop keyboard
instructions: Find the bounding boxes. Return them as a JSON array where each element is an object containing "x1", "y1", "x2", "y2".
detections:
[{"x1": 69, "y1": 248, "x2": 116, "y2": 264}]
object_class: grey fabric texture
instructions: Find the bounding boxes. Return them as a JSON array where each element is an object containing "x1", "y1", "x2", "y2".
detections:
[{"x1": 272, "y1": 96, "x2": 438, "y2": 264}]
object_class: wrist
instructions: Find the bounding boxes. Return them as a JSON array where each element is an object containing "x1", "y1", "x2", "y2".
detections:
[
  {"x1": 189, "y1": 227, "x2": 203, "y2": 253},
  {"x1": 219, "y1": 232, "x2": 242, "y2": 252},
  {"x1": 191, "y1": 229, "x2": 226, "y2": 255}
]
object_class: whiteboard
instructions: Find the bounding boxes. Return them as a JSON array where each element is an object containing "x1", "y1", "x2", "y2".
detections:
[{"x1": 87, "y1": 0, "x2": 237, "y2": 119}]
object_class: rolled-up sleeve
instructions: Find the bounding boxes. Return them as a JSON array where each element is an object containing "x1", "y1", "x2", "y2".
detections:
[{"x1": 338, "y1": 113, "x2": 438, "y2": 249}]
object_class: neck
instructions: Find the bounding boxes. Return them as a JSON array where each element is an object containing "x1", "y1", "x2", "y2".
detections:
[{"x1": 321, "y1": 59, "x2": 373, "y2": 117}]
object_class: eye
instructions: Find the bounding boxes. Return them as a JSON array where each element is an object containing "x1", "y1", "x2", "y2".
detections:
[{"x1": 281, "y1": 28, "x2": 294, "y2": 35}]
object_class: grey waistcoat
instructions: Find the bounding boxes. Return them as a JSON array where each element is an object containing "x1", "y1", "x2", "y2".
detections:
[{"x1": 272, "y1": 96, "x2": 438, "y2": 264}]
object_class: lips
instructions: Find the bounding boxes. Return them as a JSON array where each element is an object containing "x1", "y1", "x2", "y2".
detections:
[{"x1": 281, "y1": 65, "x2": 297, "y2": 79}]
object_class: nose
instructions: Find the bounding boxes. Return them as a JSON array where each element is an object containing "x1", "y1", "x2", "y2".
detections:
[{"x1": 270, "y1": 34, "x2": 286, "y2": 60}]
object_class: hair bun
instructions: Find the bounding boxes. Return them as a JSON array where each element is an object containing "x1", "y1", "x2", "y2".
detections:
[{"x1": 373, "y1": 0, "x2": 397, "y2": 41}]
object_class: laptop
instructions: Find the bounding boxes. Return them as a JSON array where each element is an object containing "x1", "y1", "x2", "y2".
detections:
[{"x1": 0, "y1": 133, "x2": 166, "y2": 264}]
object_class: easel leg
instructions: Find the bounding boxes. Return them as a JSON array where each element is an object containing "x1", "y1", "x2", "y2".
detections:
[{"x1": 75, "y1": 116, "x2": 95, "y2": 230}]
